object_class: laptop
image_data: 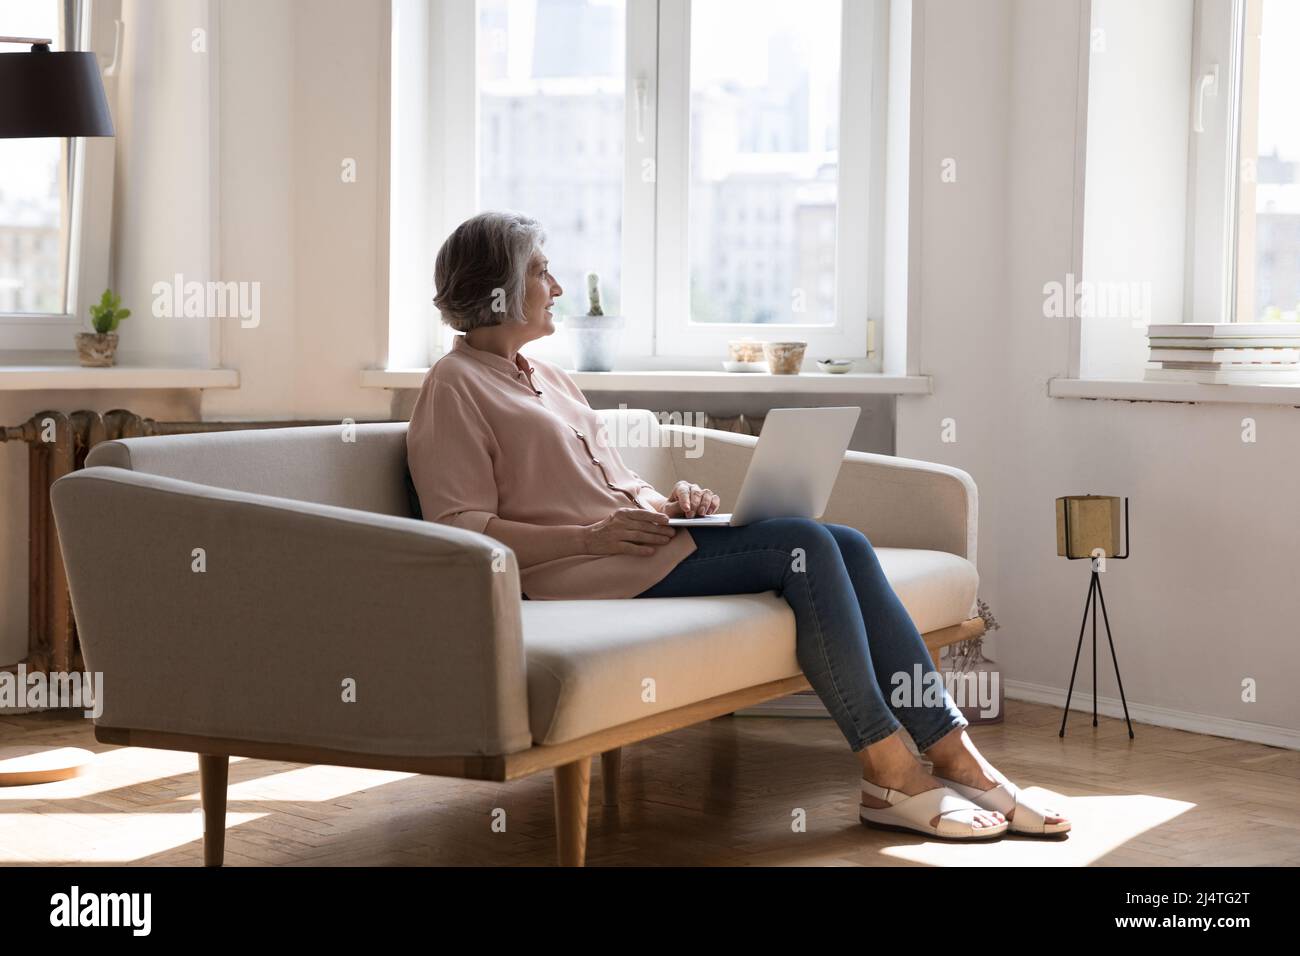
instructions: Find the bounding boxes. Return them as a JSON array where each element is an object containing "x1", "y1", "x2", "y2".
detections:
[{"x1": 667, "y1": 406, "x2": 861, "y2": 527}]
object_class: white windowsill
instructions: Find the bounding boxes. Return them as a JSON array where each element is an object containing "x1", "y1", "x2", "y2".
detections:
[
  {"x1": 361, "y1": 368, "x2": 932, "y2": 395},
  {"x1": 0, "y1": 354, "x2": 239, "y2": 391},
  {"x1": 1049, "y1": 377, "x2": 1300, "y2": 407}
]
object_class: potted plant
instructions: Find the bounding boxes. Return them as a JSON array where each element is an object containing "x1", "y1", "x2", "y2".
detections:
[
  {"x1": 564, "y1": 272, "x2": 624, "y2": 372},
  {"x1": 77, "y1": 289, "x2": 130, "y2": 367}
]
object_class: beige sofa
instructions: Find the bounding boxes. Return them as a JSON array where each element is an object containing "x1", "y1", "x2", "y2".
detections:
[{"x1": 49, "y1": 408, "x2": 984, "y2": 866}]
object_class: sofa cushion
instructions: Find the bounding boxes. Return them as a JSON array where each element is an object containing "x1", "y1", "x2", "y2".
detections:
[
  {"x1": 520, "y1": 547, "x2": 978, "y2": 745},
  {"x1": 522, "y1": 593, "x2": 798, "y2": 746}
]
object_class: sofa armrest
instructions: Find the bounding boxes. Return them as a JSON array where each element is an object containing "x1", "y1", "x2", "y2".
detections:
[
  {"x1": 50, "y1": 467, "x2": 533, "y2": 758},
  {"x1": 663, "y1": 426, "x2": 978, "y2": 563},
  {"x1": 821, "y1": 451, "x2": 978, "y2": 563}
]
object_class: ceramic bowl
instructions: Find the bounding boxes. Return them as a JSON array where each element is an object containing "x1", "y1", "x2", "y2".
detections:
[{"x1": 816, "y1": 359, "x2": 853, "y2": 374}]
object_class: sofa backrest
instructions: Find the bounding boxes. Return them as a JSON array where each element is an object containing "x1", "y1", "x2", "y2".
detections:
[
  {"x1": 593, "y1": 407, "x2": 679, "y2": 495},
  {"x1": 85, "y1": 422, "x2": 414, "y2": 517},
  {"x1": 81, "y1": 408, "x2": 680, "y2": 521}
]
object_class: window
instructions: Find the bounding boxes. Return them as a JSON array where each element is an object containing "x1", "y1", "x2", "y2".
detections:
[
  {"x1": 477, "y1": 0, "x2": 626, "y2": 321},
  {"x1": 1236, "y1": 0, "x2": 1300, "y2": 322},
  {"x1": 390, "y1": 0, "x2": 887, "y2": 368},
  {"x1": 1186, "y1": 0, "x2": 1300, "y2": 325},
  {"x1": 686, "y1": 0, "x2": 841, "y2": 327},
  {"x1": 0, "y1": 0, "x2": 115, "y2": 351},
  {"x1": 0, "y1": 1, "x2": 73, "y2": 315}
]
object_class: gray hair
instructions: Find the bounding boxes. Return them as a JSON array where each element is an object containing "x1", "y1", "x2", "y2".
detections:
[{"x1": 433, "y1": 211, "x2": 546, "y2": 332}]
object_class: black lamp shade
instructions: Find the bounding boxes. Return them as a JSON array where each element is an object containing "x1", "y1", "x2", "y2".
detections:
[{"x1": 0, "y1": 48, "x2": 114, "y2": 138}]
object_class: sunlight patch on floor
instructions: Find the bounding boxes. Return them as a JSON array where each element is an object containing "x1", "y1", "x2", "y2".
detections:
[
  {"x1": 184, "y1": 764, "x2": 417, "y2": 803},
  {"x1": 873, "y1": 791, "x2": 1195, "y2": 866},
  {"x1": 0, "y1": 812, "x2": 265, "y2": 863},
  {"x1": 0, "y1": 748, "x2": 413, "y2": 807},
  {"x1": 0, "y1": 749, "x2": 250, "y2": 802}
]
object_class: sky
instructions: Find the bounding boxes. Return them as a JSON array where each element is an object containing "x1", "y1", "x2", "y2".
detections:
[
  {"x1": 689, "y1": 0, "x2": 841, "y2": 89},
  {"x1": 1256, "y1": 0, "x2": 1300, "y2": 161}
]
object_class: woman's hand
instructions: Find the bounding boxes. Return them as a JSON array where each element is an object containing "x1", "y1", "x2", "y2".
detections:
[
  {"x1": 663, "y1": 480, "x2": 721, "y2": 518},
  {"x1": 584, "y1": 507, "x2": 678, "y2": 556}
]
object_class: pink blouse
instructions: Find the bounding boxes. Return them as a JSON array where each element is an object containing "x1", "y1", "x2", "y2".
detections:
[{"x1": 406, "y1": 335, "x2": 697, "y2": 600}]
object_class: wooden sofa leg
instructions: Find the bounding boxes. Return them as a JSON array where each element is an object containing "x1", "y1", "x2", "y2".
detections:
[
  {"x1": 553, "y1": 758, "x2": 591, "y2": 867},
  {"x1": 599, "y1": 748, "x2": 621, "y2": 807},
  {"x1": 198, "y1": 754, "x2": 228, "y2": 867}
]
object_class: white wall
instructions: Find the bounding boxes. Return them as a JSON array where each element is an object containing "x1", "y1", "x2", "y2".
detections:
[
  {"x1": 898, "y1": 0, "x2": 1299, "y2": 741},
  {"x1": 110, "y1": 0, "x2": 218, "y2": 367},
  {"x1": 201, "y1": 0, "x2": 391, "y2": 422}
]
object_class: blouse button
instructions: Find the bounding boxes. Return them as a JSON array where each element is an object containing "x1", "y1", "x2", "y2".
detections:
[{"x1": 592, "y1": 458, "x2": 601, "y2": 466}]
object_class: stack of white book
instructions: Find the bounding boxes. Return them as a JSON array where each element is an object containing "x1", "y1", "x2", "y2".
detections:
[{"x1": 1145, "y1": 323, "x2": 1300, "y2": 384}]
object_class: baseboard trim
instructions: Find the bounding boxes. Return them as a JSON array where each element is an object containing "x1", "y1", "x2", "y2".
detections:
[
  {"x1": 1004, "y1": 679, "x2": 1300, "y2": 751},
  {"x1": 734, "y1": 682, "x2": 1300, "y2": 752}
]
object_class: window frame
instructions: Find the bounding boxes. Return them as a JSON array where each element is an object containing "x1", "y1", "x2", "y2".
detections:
[
  {"x1": 1180, "y1": 0, "x2": 1297, "y2": 330},
  {"x1": 0, "y1": 0, "x2": 118, "y2": 350},
  {"x1": 1183, "y1": 0, "x2": 1249, "y2": 326},
  {"x1": 393, "y1": 0, "x2": 888, "y2": 370}
]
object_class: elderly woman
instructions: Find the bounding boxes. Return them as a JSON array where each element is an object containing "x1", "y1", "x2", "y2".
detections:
[{"x1": 407, "y1": 211, "x2": 1069, "y2": 841}]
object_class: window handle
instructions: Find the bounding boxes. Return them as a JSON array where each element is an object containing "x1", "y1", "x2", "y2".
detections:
[
  {"x1": 100, "y1": 19, "x2": 123, "y2": 77},
  {"x1": 633, "y1": 74, "x2": 649, "y2": 144},
  {"x1": 1193, "y1": 65, "x2": 1219, "y2": 134}
]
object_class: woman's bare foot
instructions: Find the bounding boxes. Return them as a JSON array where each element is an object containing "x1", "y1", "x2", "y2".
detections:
[
  {"x1": 857, "y1": 731, "x2": 1005, "y2": 830},
  {"x1": 924, "y1": 727, "x2": 1069, "y2": 828}
]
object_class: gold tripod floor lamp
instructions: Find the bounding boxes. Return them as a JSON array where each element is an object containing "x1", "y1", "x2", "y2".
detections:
[{"x1": 1056, "y1": 494, "x2": 1136, "y2": 739}]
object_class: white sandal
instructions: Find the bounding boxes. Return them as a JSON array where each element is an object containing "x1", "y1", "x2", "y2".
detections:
[
  {"x1": 859, "y1": 779, "x2": 1009, "y2": 840},
  {"x1": 933, "y1": 774, "x2": 1072, "y2": 837}
]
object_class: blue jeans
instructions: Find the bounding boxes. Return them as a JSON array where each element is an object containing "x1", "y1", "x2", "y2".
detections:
[{"x1": 636, "y1": 518, "x2": 968, "y2": 753}]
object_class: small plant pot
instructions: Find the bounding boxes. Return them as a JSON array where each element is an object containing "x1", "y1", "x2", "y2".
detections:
[
  {"x1": 763, "y1": 340, "x2": 807, "y2": 374},
  {"x1": 75, "y1": 332, "x2": 118, "y2": 367},
  {"x1": 565, "y1": 314, "x2": 625, "y2": 372},
  {"x1": 727, "y1": 339, "x2": 766, "y2": 363}
]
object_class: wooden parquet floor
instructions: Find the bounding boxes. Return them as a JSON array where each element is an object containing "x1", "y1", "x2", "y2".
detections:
[{"x1": 2, "y1": 699, "x2": 1298, "y2": 866}]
